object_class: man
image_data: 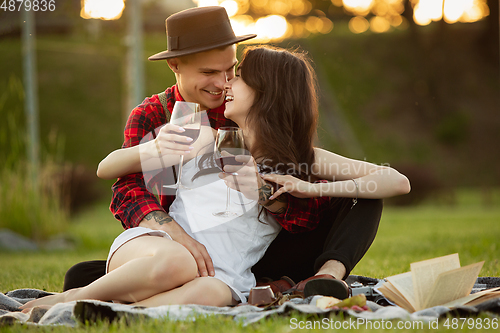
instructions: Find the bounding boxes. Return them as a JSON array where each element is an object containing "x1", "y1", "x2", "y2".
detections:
[{"x1": 64, "y1": 6, "x2": 383, "y2": 300}]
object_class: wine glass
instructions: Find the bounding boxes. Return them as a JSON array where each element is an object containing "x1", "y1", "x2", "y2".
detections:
[
  {"x1": 213, "y1": 127, "x2": 247, "y2": 217},
  {"x1": 163, "y1": 101, "x2": 201, "y2": 190}
]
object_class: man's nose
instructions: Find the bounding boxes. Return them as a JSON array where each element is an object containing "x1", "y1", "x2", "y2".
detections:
[
  {"x1": 225, "y1": 71, "x2": 234, "y2": 82},
  {"x1": 214, "y1": 72, "x2": 227, "y2": 89}
]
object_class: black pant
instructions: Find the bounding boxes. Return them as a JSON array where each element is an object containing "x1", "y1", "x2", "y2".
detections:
[
  {"x1": 252, "y1": 197, "x2": 382, "y2": 282},
  {"x1": 63, "y1": 198, "x2": 382, "y2": 291}
]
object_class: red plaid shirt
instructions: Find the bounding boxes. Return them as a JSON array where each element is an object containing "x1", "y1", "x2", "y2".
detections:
[{"x1": 110, "y1": 84, "x2": 329, "y2": 233}]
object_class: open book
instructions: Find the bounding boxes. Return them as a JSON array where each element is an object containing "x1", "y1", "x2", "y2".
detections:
[{"x1": 377, "y1": 253, "x2": 500, "y2": 312}]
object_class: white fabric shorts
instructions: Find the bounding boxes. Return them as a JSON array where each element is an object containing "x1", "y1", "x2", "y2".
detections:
[{"x1": 106, "y1": 227, "x2": 172, "y2": 273}]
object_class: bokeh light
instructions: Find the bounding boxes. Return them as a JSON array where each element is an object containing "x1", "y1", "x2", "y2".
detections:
[
  {"x1": 349, "y1": 16, "x2": 370, "y2": 33},
  {"x1": 192, "y1": 0, "x2": 489, "y2": 38},
  {"x1": 413, "y1": 0, "x2": 444, "y2": 25},
  {"x1": 220, "y1": 0, "x2": 239, "y2": 17},
  {"x1": 196, "y1": 0, "x2": 220, "y2": 6},
  {"x1": 342, "y1": 0, "x2": 407, "y2": 33},
  {"x1": 443, "y1": 0, "x2": 489, "y2": 24},
  {"x1": 256, "y1": 15, "x2": 289, "y2": 41},
  {"x1": 271, "y1": 0, "x2": 291, "y2": 16},
  {"x1": 343, "y1": 0, "x2": 375, "y2": 16},
  {"x1": 80, "y1": 0, "x2": 125, "y2": 20},
  {"x1": 193, "y1": 0, "x2": 332, "y2": 41},
  {"x1": 412, "y1": 0, "x2": 489, "y2": 26},
  {"x1": 370, "y1": 15, "x2": 391, "y2": 33},
  {"x1": 290, "y1": 0, "x2": 312, "y2": 16}
]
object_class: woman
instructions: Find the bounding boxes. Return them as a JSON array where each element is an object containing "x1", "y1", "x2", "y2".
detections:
[{"x1": 22, "y1": 46, "x2": 409, "y2": 309}]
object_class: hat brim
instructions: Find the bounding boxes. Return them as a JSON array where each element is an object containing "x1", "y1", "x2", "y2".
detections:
[{"x1": 148, "y1": 34, "x2": 257, "y2": 61}]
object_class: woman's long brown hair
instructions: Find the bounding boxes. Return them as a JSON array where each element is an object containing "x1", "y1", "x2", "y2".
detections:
[{"x1": 239, "y1": 45, "x2": 319, "y2": 179}]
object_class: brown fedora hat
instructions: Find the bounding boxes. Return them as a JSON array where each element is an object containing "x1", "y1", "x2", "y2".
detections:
[{"x1": 148, "y1": 6, "x2": 256, "y2": 61}]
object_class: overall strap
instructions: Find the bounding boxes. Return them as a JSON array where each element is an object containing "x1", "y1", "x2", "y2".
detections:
[{"x1": 157, "y1": 91, "x2": 171, "y2": 122}]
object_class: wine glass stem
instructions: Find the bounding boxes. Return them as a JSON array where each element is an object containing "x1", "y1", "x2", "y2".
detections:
[
  {"x1": 225, "y1": 186, "x2": 230, "y2": 212},
  {"x1": 176, "y1": 155, "x2": 184, "y2": 186}
]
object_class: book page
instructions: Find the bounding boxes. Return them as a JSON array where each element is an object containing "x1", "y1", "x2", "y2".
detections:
[
  {"x1": 378, "y1": 283, "x2": 415, "y2": 313},
  {"x1": 410, "y1": 253, "x2": 461, "y2": 310},
  {"x1": 424, "y1": 261, "x2": 484, "y2": 308},
  {"x1": 386, "y1": 272, "x2": 417, "y2": 309},
  {"x1": 442, "y1": 287, "x2": 500, "y2": 308},
  {"x1": 466, "y1": 291, "x2": 500, "y2": 307}
]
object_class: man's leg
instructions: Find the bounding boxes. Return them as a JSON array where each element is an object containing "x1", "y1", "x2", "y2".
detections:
[
  {"x1": 252, "y1": 198, "x2": 383, "y2": 283},
  {"x1": 314, "y1": 198, "x2": 383, "y2": 280},
  {"x1": 63, "y1": 260, "x2": 106, "y2": 291}
]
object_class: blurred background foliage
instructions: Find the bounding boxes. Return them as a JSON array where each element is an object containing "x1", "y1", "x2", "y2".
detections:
[{"x1": 0, "y1": 0, "x2": 499, "y2": 239}]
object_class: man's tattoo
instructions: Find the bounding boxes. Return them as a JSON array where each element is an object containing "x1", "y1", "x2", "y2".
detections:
[
  {"x1": 261, "y1": 186, "x2": 287, "y2": 207},
  {"x1": 258, "y1": 183, "x2": 273, "y2": 203},
  {"x1": 257, "y1": 181, "x2": 288, "y2": 214},
  {"x1": 145, "y1": 211, "x2": 173, "y2": 225}
]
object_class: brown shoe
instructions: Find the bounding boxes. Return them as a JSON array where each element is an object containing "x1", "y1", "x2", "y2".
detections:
[
  {"x1": 256, "y1": 276, "x2": 295, "y2": 294},
  {"x1": 289, "y1": 274, "x2": 350, "y2": 299}
]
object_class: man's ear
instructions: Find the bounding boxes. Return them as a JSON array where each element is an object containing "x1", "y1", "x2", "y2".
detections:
[{"x1": 167, "y1": 58, "x2": 180, "y2": 73}]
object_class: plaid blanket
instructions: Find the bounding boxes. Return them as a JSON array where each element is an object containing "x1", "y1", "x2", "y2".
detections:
[{"x1": 2, "y1": 276, "x2": 499, "y2": 327}]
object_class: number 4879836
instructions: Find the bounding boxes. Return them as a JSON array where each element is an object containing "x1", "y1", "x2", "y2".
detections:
[
  {"x1": 1, "y1": 0, "x2": 56, "y2": 11},
  {"x1": 443, "y1": 317, "x2": 498, "y2": 330}
]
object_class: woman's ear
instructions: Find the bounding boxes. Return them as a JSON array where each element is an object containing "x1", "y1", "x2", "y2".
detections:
[{"x1": 167, "y1": 58, "x2": 180, "y2": 73}]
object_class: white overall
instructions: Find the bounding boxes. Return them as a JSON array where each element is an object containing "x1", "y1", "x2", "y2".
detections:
[{"x1": 107, "y1": 157, "x2": 281, "y2": 303}]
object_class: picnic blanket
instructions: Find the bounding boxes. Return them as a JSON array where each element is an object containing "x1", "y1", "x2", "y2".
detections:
[{"x1": 2, "y1": 276, "x2": 499, "y2": 327}]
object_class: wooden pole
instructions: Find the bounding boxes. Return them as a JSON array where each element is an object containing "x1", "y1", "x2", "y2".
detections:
[
  {"x1": 125, "y1": 0, "x2": 145, "y2": 123},
  {"x1": 21, "y1": 9, "x2": 40, "y2": 189}
]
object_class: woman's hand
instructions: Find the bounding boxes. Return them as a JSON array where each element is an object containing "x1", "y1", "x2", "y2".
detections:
[
  {"x1": 219, "y1": 154, "x2": 261, "y2": 201},
  {"x1": 220, "y1": 156, "x2": 290, "y2": 213},
  {"x1": 261, "y1": 174, "x2": 321, "y2": 199}
]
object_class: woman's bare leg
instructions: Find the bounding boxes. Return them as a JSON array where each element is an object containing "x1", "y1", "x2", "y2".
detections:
[
  {"x1": 133, "y1": 277, "x2": 235, "y2": 307},
  {"x1": 21, "y1": 236, "x2": 197, "y2": 309}
]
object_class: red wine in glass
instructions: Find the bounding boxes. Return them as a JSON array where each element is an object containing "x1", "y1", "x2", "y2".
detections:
[
  {"x1": 215, "y1": 155, "x2": 246, "y2": 174},
  {"x1": 170, "y1": 128, "x2": 201, "y2": 145},
  {"x1": 162, "y1": 101, "x2": 201, "y2": 190},
  {"x1": 213, "y1": 127, "x2": 245, "y2": 217}
]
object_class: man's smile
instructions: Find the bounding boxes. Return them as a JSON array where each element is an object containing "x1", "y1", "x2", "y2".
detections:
[{"x1": 205, "y1": 90, "x2": 223, "y2": 96}]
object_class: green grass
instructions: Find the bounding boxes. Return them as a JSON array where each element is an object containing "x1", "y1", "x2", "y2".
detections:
[
  {"x1": 355, "y1": 188, "x2": 500, "y2": 278},
  {"x1": 357, "y1": 205, "x2": 500, "y2": 277},
  {"x1": 1, "y1": 188, "x2": 499, "y2": 331},
  {"x1": 0, "y1": 200, "x2": 122, "y2": 292}
]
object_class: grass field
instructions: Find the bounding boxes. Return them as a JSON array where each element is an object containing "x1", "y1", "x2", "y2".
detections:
[
  {"x1": 1, "y1": 188, "x2": 499, "y2": 331},
  {"x1": 1, "y1": 13, "x2": 498, "y2": 331}
]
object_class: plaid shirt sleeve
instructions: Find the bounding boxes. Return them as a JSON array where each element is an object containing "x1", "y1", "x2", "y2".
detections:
[
  {"x1": 268, "y1": 181, "x2": 331, "y2": 233},
  {"x1": 110, "y1": 94, "x2": 173, "y2": 229}
]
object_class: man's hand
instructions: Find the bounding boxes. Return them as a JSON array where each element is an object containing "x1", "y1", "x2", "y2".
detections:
[{"x1": 138, "y1": 211, "x2": 215, "y2": 277}]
